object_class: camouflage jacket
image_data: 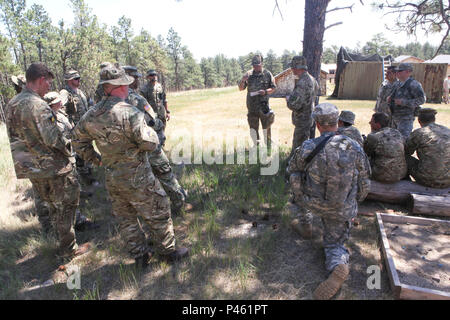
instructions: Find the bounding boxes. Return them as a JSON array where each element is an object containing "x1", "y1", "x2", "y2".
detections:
[
  {"x1": 337, "y1": 125, "x2": 363, "y2": 147},
  {"x1": 405, "y1": 123, "x2": 450, "y2": 188},
  {"x1": 364, "y1": 127, "x2": 407, "y2": 183},
  {"x1": 287, "y1": 71, "x2": 319, "y2": 126},
  {"x1": 72, "y1": 96, "x2": 159, "y2": 188},
  {"x1": 5, "y1": 88, "x2": 74, "y2": 179},
  {"x1": 94, "y1": 84, "x2": 104, "y2": 104},
  {"x1": 126, "y1": 89, "x2": 163, "y2": 131},
  {"x1": 60, "y1": 85, "x2": 89, "y2": 125},
  {"x1": 390, "y1": 77, "x2": 426, "y2": 119},
  {"x1": 54, "y1": 108, "x2": 76, "y2": 162},
  {"x1": 140, "y1": 82, "x2": 166, "y2": 108},
  {"x1": 242, "y1": 69, "x2": 276, "y2": 113},
  {"x1": 288, "y1": 132, "x2": 371, "y2": 221},
  {"x1": 374, "y1": 80, "x2": 399, "y2": 116}
]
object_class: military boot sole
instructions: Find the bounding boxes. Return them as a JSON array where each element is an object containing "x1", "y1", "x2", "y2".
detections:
[{"x1": 313, "y1": 264, "x2": 349, "y2": 300}]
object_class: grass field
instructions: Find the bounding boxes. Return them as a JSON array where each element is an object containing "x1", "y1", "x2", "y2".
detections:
[{"x1": 0, "y1": 87, "x2": 448, "y2": 300}]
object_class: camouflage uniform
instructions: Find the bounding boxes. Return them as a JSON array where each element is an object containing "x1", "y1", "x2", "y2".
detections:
[
  {"x1": 140, "y1": 76, "x2": 168, "y2": 130},
  {"x1": 287, "y1": 57, "x2": 319, "y2": 153},
  {"x1": 363, "y1": 127, "x2": 407, "y2": 183},
  {"x1": 337, "y1": 111, "x2": 363, "y2": 147},
  {"x1": 126, "y1": 89, "x2": 186, "y2": 210},
  {"x1": 375, "y1": 79, "x2": 399, "y2": 118},
  {"x1": 288, "y1": 103, "x2": 371, "y2": 272},
  {"x1": 5, "y1": 88, "x2": 79, "y2": 256},
  {"x1": 405, "y1": 122, "x2": 450, "y2": 188},
  {"x1": 390, "y1": 64, "x2": 426, "y2": 138},
  {"x1": 241, "y1": 56, "x2": 276, "y2": 144},
  {"x1": 72, "y1": 67, "x2": 176, "y2": 259}
]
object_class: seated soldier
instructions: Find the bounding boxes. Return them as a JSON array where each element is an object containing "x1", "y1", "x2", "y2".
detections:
[
  {"x1": 337, "y1": 110, "x2": 363, "y2": 147},
  {"x1": 405, "y1": 108, "x2": 450, "y2": 188},
  {"x1": 364, "y1": 112, "x2": 407, "y2": 183}
]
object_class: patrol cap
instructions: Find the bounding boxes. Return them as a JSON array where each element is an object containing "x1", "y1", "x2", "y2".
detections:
[
  {"x1": 290, "y1": 56, "x2": 308, "y2": 70},
  {"x1": 146, "y1": 69, "x2": 158, "y2": 76},
  {"x1": 313, "y1": 103, "x2": 339, "y2": 126},
  {"x1": 99, "y1": 65, "x2": 134, "y2": 86},
  {"x1": 339, "y1": 110, "x2": 355, "y2": 125},
  {"x1": 396, "y1": 63, "x2": 413, "y2": 72},
  {"x1": 123, "y1": 65, "x2": 142, "y2": 78},
  {"x1": 43, "y1": 91, "x2": 62, "y2": 105},
  {"x1": 11, "y1": 75, "x2": 26, "y2": 87},
  {"x1": 64, "y1": 70, "x2": 81, "y2": 81},
  {"x1": 99, "y1": 61, "x2": 113, "y2": 69},
  {"x1": 251, "y1": 55, "x2": 263, "y2": 66}
]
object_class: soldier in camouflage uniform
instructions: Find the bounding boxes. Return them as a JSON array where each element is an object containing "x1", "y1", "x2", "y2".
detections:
[
  {"x1": 94, "y1": 62, "x2": 114, "y2": 103},
  {"x1": 11, "y1": 74, "x2": 26, "y2": 94},
  {"x1": 288, "y1": 103, "x2": 371, "y2": 300},
  {"x1": 374, "y1": 66, "x2": 398, "y2": 120},
  {"x1": 337, "y1": 110, "x2": 363, "y2": 147},
  {"x1": 123, "y1": 65, "x2": 191, "y2": 214},
  {"x1": 140, "y1": 69, "x2": 170, "y2": 139},
  {"x1": 72, "y1": 65, "x2": 188, "y2": 267},
  {"x1": 5, "y1": 63, "x2": 89, "y2": 258},
  {"x1": 405, "y1": 108, "x2": 450, "y2": 188},
  {"x1": 286, "y1": 56, "x2": 319, "y2": 157},
  {"x1": 238, "y1": 54, "x2": 276, "y2": 147},
  {"x1": 388, "y1": 63, "x2": 426, "y2": 138},
  {"x1": 364, "y1": 112, "x2": 407, "y2": 183},
  {"x1": 43, "y1": 92, "x2": 99, "y2": 231}
]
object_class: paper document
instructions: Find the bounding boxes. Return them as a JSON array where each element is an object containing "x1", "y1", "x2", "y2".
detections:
[{"x1": 250, "y1": 91, "x2": 261, "y2": 97}]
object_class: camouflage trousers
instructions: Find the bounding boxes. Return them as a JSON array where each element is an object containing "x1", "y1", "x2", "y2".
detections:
[
  {"x1": 30, "y1": 171, "x2": 79, "y2": 256},
  {"x1": 290, "y1": 202, "x2": 351, "y2": 272},
  {"x1": 290, "y1": 121, "x2": 312, "y2": 158},
  {"x1": 105, "y1": 169, "x2": 176, "y2": 258},
  {"x1": 406, "y1": 155, "x2": 449, "y2": 189},
  {"x1": 247, "y1": 110, "x2": 274, "y2": 146},
  {"x1": 391, "y1": 116, "x2": 414, "y2": 139}
]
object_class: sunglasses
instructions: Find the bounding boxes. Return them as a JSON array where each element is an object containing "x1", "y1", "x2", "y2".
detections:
[{"x1": 73, "y1": 78, "x2": 81, "y2": 81}]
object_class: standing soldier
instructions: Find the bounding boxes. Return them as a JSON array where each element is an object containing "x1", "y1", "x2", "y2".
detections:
[
  {"x1": 43, "y1": 91, "x2": 99, "y2": 231},
  {"x1": 60, "y1": 70, "x2": 96, "y2": 186},
  {"x1": 72, "y1": 65, "x2": 188, "y2": 267},
  {"x1": 405, "y1": 108, "x2": 450, "y2": 189},
  {"x1": 364, "y1": 112, "x2": 407, "y2": 183},
  {"x1": 123, "y1": 65, "x2": 191, "y2": 214},
  {"x1": 11, "y1": 75, "x2": 26, "y2": 94},
  {"x1": 5, "y1": 63, "x2": 89, "y2": 258},
  {"x1": 140, "y1": 69, "x2": 171, "y2": 140},
  {"x1": 374, "y1": 66, "x2": 398, "y2": 120},
  {"x1": 238, "y1": 54, "x2": 276, "y2": 148},
  {"x1": 288, "y1": 103, "x2": 371, "y2": 300},
  {"x1": 337, "y1": 110, "x2": 363, "y2": 147},
  {"x1": 94, "y1": 62, "x2": 114, "y2": 103},
  {"x1": 286, "y1": 56, "x2": 319, "y2": 157},
  {"x1": 388, "y1": 63, "x2": 426, "y2": 138}
]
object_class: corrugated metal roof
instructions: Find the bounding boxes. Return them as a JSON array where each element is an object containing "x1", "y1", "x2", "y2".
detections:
[{"x1": 425, "y1": 55, "x2": 450, "y2": 64}]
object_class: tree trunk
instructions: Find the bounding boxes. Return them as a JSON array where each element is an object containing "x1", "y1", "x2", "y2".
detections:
[
  {"x1": 303, "y1": 0, "x2": 330, "y2": 86},
  {"x1": 366, "y1": 180, "x2": 450, "y2": 204},
  {"x1": 409, "y1": 193, "x2": 450, "y2": 217}
]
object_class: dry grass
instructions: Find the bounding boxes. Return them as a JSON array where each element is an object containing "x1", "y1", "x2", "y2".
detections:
[{"x1": 0, "y1": 86, "x2": 448, "y2": 300}]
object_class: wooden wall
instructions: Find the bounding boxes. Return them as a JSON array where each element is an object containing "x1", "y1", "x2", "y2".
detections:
[{"x1": 338, "y1": 61, "x2": 383, "y2": 100}]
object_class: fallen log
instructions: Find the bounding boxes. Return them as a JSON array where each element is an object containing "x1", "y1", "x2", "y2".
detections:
[
  {"x1": 366, "y1": 180, "x2": 450, "y2": 204},
  {"x1": 409, "y1": 193, "x2": 450, "y2": 217}
]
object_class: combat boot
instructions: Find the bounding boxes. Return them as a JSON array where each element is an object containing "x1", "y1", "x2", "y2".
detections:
[
  {"x1": 313, "y1": 264, "x2": 349, "y2": 300},
  {"x1": 161, "y1": 247, "x2": 189, "y2": 263},
  {"x1": 291, "y1": 219, "x2": 312, "y2": 239},
  {"x1": 135, "y1": 250, "x2": 153, "y2": 268}
]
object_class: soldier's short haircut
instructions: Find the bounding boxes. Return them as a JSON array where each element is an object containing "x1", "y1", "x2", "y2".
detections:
[
  {"x1": 372, "y1": 112, "x2": 390, "y2": 128},
  {"x1": 26, "y1": 63, "x2": 54, "y2": 83},
  {"x1": 418, "y1": 111, "x2": 436, "y2": 124}
]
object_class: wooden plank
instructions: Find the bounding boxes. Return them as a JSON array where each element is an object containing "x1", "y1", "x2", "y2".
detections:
[
  {"x1": 399, "y1": 284, "x2": 450, "y2": 300},
  {"x1": 379, "y1": 213, "x2": 450, "y2": 226},
  {"x1": 377, "y1": 213, "x2": 450, "y2": 299},
  {"x1": 376, "y1": 213, "x2": 402, "y2": 298}
]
